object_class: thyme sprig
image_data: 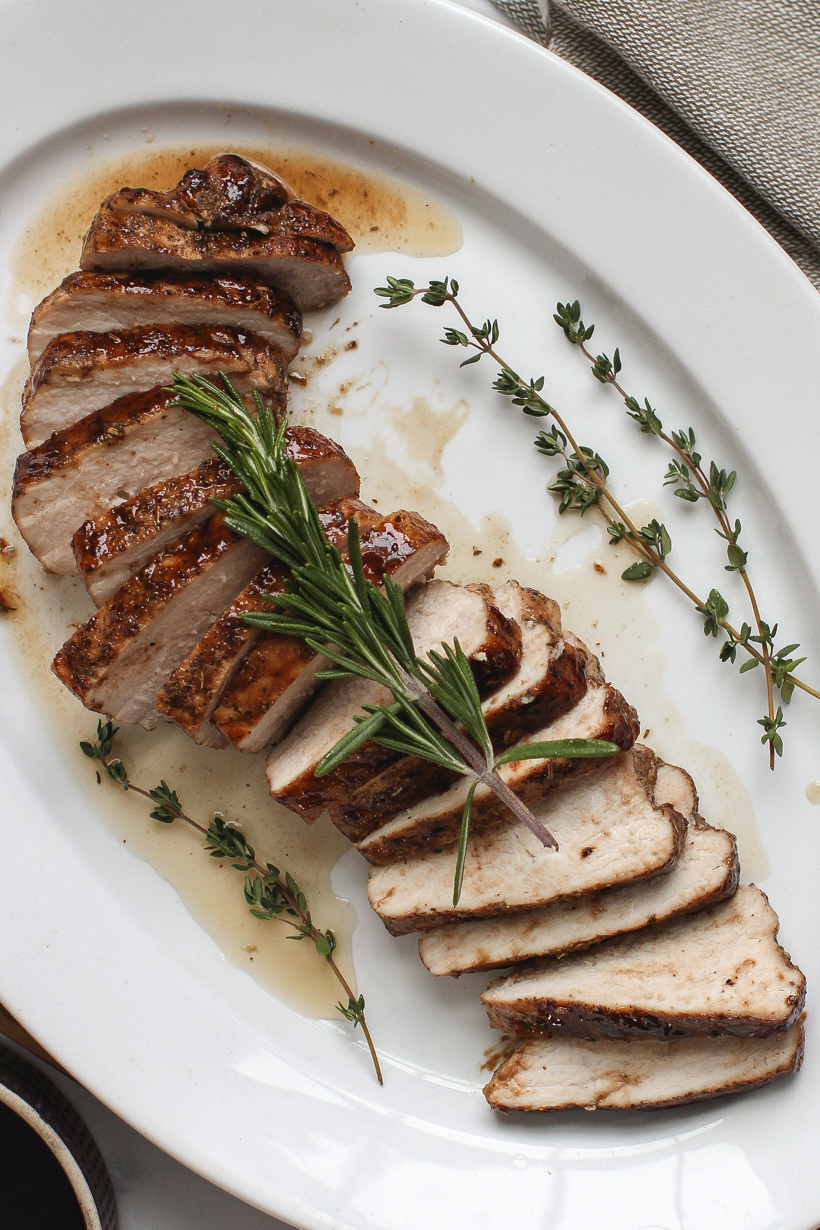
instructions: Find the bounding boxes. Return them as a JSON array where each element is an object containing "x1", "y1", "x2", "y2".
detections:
[
  {"x1": 374, "y1": 276, "x2": 820, "y2": 765},
  {"x1": 80, "y1": 721, "x2": 383, "y2": 1084},
  {"x1": 168, "y1": 373, "x2": 618, "y2": 904},
  {"x1": 553, "y1": 300, "x2": 810, "y2": 769}
]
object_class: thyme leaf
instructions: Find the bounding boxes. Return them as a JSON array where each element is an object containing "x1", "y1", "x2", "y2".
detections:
[
  {"x1": 375, "y1": 276, "x2": 820, "y2": 767},
  {"x1": 80, "y1": 721, "x2": 383, "y2": 1084}
]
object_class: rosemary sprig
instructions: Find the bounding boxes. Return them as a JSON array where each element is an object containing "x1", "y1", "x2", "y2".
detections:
[
  {"x1": 80, "y1": 720, "x2": 383, "y2": 1084},
  {"x1": 374, "y1": 276, "x2": 820, "y2": 766},
  {"x1": 167, "y1": 373, "x2": 618, "y2": 902}
]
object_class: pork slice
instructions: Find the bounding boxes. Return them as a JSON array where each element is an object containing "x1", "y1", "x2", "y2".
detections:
[
  {"x1": 359, "y1": 681, "x2": 639, "y2": 863},
  {"x1": 154, "y1": 498, "x2": 378, "y2": 747},
  {"x1": 13, "y1": 388, "x2": 218, "y2": 574},
  {"x1": 366, "y1": 745, "x2": 685, "y2": 936},
  {"x1": 419, "y1": 767, "x2": 739, "y2": 974},
  {"x1": 483, "y1": 1023, "x2": 804, "y2": 1112},
  {"x1": 215, "y1": 510, "x2": 450, "y2": 754},
  {"x1": 21, "y1": 325, "x2": 287, "y2": 448},
  {"x1": 329, "y1": 582, "x2": 590, "y2": 842},
  {"x1": 52, "y1": 513, "x2": 267, "y2": 726},
  {"x1": 481, "y1": 884, "x2": 805, "y2": 1039},
  {"x1": 81, "y1": 216, "x2": 351, "y2": 313},
  {"x1": 100, "y1": 154, "x2": 355, "y2": 249},
  {"x1": 265, "y1": 578, "x2": 521, "y2": 819},
  {"x1": 28, "y1": 272, "x2": 302, "y2": 362},
  {"x1": 73, "y1": 428, "x2": 360, "y2": 604}
]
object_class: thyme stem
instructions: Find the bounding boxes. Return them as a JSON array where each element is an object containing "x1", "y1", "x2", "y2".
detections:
[
  {"x1": 375, "y1": 276, "x2": 820, "y2": 764},
  {"x1": 575, "y1": 338, "x2": 778, "y2": 769},
  {"x1": 81, "y1": 723, "x2": 383, "y2": 1084}
]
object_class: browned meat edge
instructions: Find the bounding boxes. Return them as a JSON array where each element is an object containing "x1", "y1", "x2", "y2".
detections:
[
  {"x1": 264, "y1": 586, "x2": 523, "y2": 823},
  {"x1": 52, "y1": 512, "x2": 243, "y2": 706},
  {"x1": 212, "y1": 508, "x2": 449, "y2": 751},
  {"x1": 362, "y1": 684, "x2": 641, "y2": 863},
  {"x1": 154, "y1": 498, "x2": 378, "y2": 741}
]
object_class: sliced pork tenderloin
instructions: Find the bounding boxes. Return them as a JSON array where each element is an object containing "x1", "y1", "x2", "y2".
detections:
[
  {"x1": 52, "y1": 513, "x2": 267, "y2": 726},
  {"x1": 326, "y1": 582, "x2": 590, "y2": 841},
  {"x1": 483, "y1": 1023, "x2": 804, "y2": 1112},
  {"x1": 21, "y1": 325, "x2": 287, "y2": 448},
  {"x1": 214, "y1": 510, "x2": 450, "y2": 753},
  {"x1": 101, "y1": 154, "x2": 354, "y2": 247},
  {"x1": 154, "y1": 498, "x2": 381, "y2": 747},
  {"x1": 419, "y1": 765, "x2": 739, "y2": 975},
  {"x1": 13, "y1": 388, "x2": 218, "y2": 574},
  {"x1": 265, "y1": 579, "x2": 522, "y2": 820},
  {"x1": 481, "y1": 884, "x2": 805, "y2": 1039},
  {"x1": 366, "y1": 745, "x2": 685, "y2": 936},
  {"x1": 73, "y1": 428, "x2": 360, "y2": 603},
  {"x1": 28, "y1": 272, "x2": 302, "y2": 362},
  {"x1": 359, "y1": 681, "x2": 639, "y2": 863}
]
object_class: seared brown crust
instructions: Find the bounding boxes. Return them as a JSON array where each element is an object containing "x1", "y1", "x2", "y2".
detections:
[
  {"x1": 329, "y1": 587, "x2": 589, "y2": 841},
  {"x1": 481, "y1": 886, "x2": 806, "y2": 1040},
  {"x1": 24, "y1": 324, "x2": 286, "y2": 404},
  {"x1": 484, "y1": 997, "x2": 806, "y2": 1041},
  {"x1": 360, "y1": 684, "x2": 640, "y2": 862},
  {"x1": 21, "y1": 324, "x2": 288, "y2": 448},
  {"x1": 99, "y1": 154, "x2": 354, "y2": 249},
  {"x1": 356, "y1": 509, "x2": 449, "y2": 586},
  {"x1": 155, "y1": 498, "x2": 378, "y2": 744},
  {"x1": 73, "y1": 428, "x2": 360, "y2": 602},
  {"x1": 28, "y1": 271, "x2": 302, "y2": 361},
  {"x1": 465, "y1": 585, "x2": 523, "y2": 696},
  {"x1": 14, "y1": 387, "x2": 190, "y2": 492},
  {"x1": 52, "y1": 512, "x2": 243, "y2": 706},
  {"x1": 210, "y1": 634, "x2": 318, "y2": 748},
  {"x1": 264, "y1": 585, "x2": 523, "y2": 820},
  {"x1": 72, "y1": 458, "x2": 240, "y2": 592},
  {"x1": 212, "y1": 508, "x2": 449, "y2": 752},
  {"x1": 483, "y1": 1025, "x2": 805, "y2": 1112},
  {"x1": 154, "y1": 559, "x2": 291, "y2": 744},
  {"x1": 81, "y1": 215, "x2": 352, "y2": 312},
  {"x1": 484, "y1": 587, "x2": 587, "y2": 745}
]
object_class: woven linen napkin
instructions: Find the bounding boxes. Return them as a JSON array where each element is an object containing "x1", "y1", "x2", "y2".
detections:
[{"x1": 490, "y1": 0, "x2": 820, "y2": 288}]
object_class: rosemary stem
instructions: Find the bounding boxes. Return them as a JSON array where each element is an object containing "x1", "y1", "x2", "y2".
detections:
[{"x1": 397, "y1": 665, "x2": 559, "y2": 849}]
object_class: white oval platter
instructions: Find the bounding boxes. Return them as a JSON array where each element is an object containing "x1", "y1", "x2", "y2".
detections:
[{"x1": 0, "y1": 1, "x2": 819, "y2": 1227}]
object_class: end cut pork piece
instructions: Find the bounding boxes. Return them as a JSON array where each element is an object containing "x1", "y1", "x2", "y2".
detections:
[
  {"x1": 214, "y1": 510, "x2": 450, "y2": 754},
  {"x1": 80, "y1": 155, "x2": 354, "y2": 312},
  {"x1": 52, "y1": 513, "x2": 267, "y2": 726},
  {"x1": 73, "y1": 428, "x2": 360, "y2": 603},
  {"x1": 28, "y1": 272, "x2": 302, "y2": 363},
  {"x1": 481, "y1": 884, "x2": 806, "y2": 1039},
  {"x1": 21, "y1": 325, "x2": 287, "y2": 448},
  {"x1": 265, "y1": 579, "x2": 522, "y2": 821},
  {"x1": 359, "y1": 680, "x2": 639, "y2": 863},
  {"x1": 99, "y1": 154, "x2": 354, "y2": 246},
  {"x1": 153, "y1": 498, "x2": 380, "y2": 747},
  {"x1": 483, "y1": 1023, "x2": 804, "y2": 1112},
  {"x1": 325, "y1": 582, "x2": 590, "y2": 842},
  {"x1": 366, "y1": 745, "x2": 685, "y2": 936},
  {"x1": 419, "y1": 765, "x2": 739, "y2": 974}
]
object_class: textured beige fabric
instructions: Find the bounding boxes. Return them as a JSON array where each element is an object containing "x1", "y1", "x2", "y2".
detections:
[{"x1": 491, "y1": 0, "x2": 820, "y2": 287}]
